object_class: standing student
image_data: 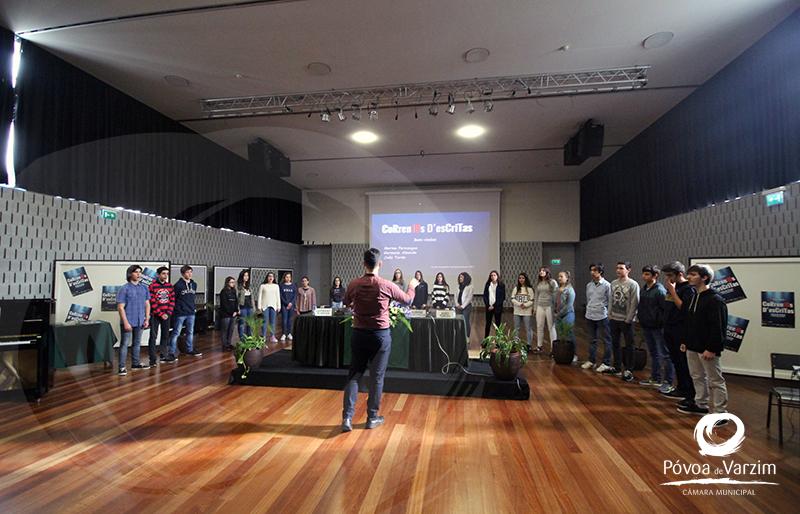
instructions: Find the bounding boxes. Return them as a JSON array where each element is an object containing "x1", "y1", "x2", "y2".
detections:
[
  {"x1": 431, "y1": 272, "x2": 450, "y2": 309},
  {"x1": 236, "y1": 269, "x2": 254, "y2": 339},
  {"x1": 555, "y1": 271, "x2": 576, "y2": 361},
  {"x1": 116, "y1": 265, "x2": 151, "y2": 375},
  {"x1": 637, "y1": 265, "x2": 673, "y2": 389},
  {"x1": 678, "y1": 264, "x2": 729, "y2": 422},
  {"x1": 660, "y1": 261, "x2": 697, "y2": 401},
  {"x1": 483, "y1": 270, "x2": 505, "y2": 338},
  {"x1": 411, "y1": 270, "x2": 428, "y2": 309},
  {"x1": 280, "y1": 272, "x2": 298, "y2": 341},
  {"x1": 583, "y1": 263, "x2": 613, "y2": 372},
  {"x1": 608, "y1": 261, "x2": 639, "y2": 381},
  {"x1": 170, "y1": 265, "x2": 203, "y2": 359},
  {"x1": 148, "y1": 266, "x2": 174, "y2": 366},
  {"x1": 510, "y1": 273, "x2": 534, "y2": 352},
  {"x1": 455, "y1": 272, "x2": 474, "y2": 340},
  {"x1": 330, "y1": 276, "x2": 345, "y2": 309},
  {"x1": 219, "y1": 277, "x2": 239, "y2": 351},
  {"x1": 258, "y1": 272, "x2": 281, "y2": 343},
  {"x1": 533, "y1": 267, "x2": 558, "y2": 354},
  {"x1": 296, "y1": 276, "x2": 317, "y2": 315},
  {"x1": 392, "y1": 269, "x2": 405, "y2": 289},
  {"x1": 342, "y1": 248, "x2": 418, "y2": 432}
]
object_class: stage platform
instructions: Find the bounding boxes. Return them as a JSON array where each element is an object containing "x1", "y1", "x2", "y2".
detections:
[{"x1": 229, "y1": 350, "x2": 530, "y2": 401}]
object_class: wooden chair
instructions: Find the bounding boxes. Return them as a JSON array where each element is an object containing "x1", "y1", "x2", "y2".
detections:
[{"x1": 766, "y1": 353, "x2": 800, "y2": 445}]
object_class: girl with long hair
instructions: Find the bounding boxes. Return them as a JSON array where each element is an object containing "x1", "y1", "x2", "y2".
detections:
[
  {"x1": 482, "y1": 270, "x2": 506, "y2": 338},
  {"x1": 533, "y1": 266, "x2": 558, "y2": 353},
  {"x1": 511, "y1": 272, "x2": 535, "y2": 351}
]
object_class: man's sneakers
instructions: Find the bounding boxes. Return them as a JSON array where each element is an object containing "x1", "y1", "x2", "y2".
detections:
[
  {"x1": 118, "y1": 367, "x2": 127, "y2": 376},
  {"x1": 366, "y1": 416, "x2": 385, "y2": 429},
  {"x1": 280, "y1": 334, "x2": 287, "y2": 342},
  {"x1": 595, "y1": 363, "x2": 612, "y2": 374},
  {"x1": 660, "y1": 388, "x2": 684, "y2": 399},
  {"x1": 622, "y1": 370, "x2": 634, "y2": 382},
  {"x1": 639, "y1": 378, "x2": 660, "y2": 387},
  {"x1": 159, "y1": 354, "x2": 169, "y2": 363},
  {"x1": 287, "y1": 334, "x2": 294, "y2": 341},
  {"x1": 678, "y1": 404, "x2": 709, "y2": 415},
  {"x1": 131, "y1": 363, "x2": 150, "y2": 370},
  {"x1": 164, "y1": 354, "x2": 178, "y2": 363},
  {"x1": 676, "y1": 398, "x2": 693, "y2": 408},
  {"x1": 341, "y1": 418, "x2": 353, "y2": 433},
  {"x1": 658, "y1": 383, "x2": 676, "y2": 395},
  {"x1": 270, "y1": 336, "x2": 278, "y2": 344},
  {"x1": 581, "y1": 361, "x2": 595, "y2": 370},
  {"x1": 185, "y1": 350, "x2": 203, "y2": 357}
]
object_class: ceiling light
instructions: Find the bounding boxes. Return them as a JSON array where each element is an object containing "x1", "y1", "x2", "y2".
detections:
[
  {"x1": 351, "y1": 131, "x2": 378, "y2": 144},
  {"x1": 464, "y1": 47, "x2": 490, "y2": 63},
  {"x1": 163, "y1": 75, "x2": 190, "y2": 87},
  {"x1": 428, "y1": 104, "x2": 438, "y2": 116},
  {"x1": 643, "y1": 32, "x2": 674, "y2": 49},
  {"x1": 369, "y1": 104, "x2": 378, "y2": 120},
  {"x1": 352, "y1": 104, "x2": 362, "y2": 121},
  {"x1": 337, "y1": 108, "x2": 346, "y2": 121},
  {"x1": 306, "y1": 62, "x2": 332, "y2": 75},
  {"x1": 446, "y1": 93, "x2": 456, "y2": 114},
  {"x1": 456, "y1": 125, "x2": 486, "y2": 139},
  {"x1": 483, "y1": 99, "x2": 493, "y2": 112},
  {"x1": 321, "y1": 110, "x2": 331, "y2": 122},
  {"x1": 466, "y1": 98, "x2": 475, "y2": 114}
]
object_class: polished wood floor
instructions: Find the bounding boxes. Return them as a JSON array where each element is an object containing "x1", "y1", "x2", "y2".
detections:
[{"x1": 0, "y1": 314, "x2": 798, "y2": 514}]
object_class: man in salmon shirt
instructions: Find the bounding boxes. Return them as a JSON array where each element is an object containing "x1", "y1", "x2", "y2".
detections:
[{"x1": 341, "y1": 248, "x2": 418, "y2": 432}]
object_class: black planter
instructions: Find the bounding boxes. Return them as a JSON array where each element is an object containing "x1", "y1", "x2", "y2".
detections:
[
  {"x1": 623, "y1": 346, "x2": 647, "y2": 371},
  {"x1": 552, "y1": 340, "x2": 575, "y2": 365},
  {"x1": 489, "y1": 351, "x2": 523, "y2": 380}
]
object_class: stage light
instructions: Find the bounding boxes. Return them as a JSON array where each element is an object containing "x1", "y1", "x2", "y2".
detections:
[
  {"x1": 446, "y1": 93, "x2": 456, "y2": 114},
  {"x1": 428, "y1": 104, "x2": 438, "y2": 116},
  {"x1": 321, "y1": 109, "x2": 331, "y2": 122},
  {"x1": 483, "y1": 99, "x2": 493, "y2": 112},
  {"x1": 456, "y1": 124, "x2": 485, "y2": 139},
  {"x1": 352, "y1": 104, "x2": 361, "y2": 121},
  {"x1": 337, "y1": 108, "x2": 346, "y2": 121},
  {"x1": 466, "y1": 98, "x2": 475, "y2": 114},
  {"x1": 369, "y1": 102, "x2": 378, "y2": 120},
  {"x1": 351, "y1": 130, "x2": 379, "y2": 144}
]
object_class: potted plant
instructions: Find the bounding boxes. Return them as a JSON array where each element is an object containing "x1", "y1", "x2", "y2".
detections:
[
  {"x1": 234, "y1": 314, "x2": 266, "y2": 379},
  {"x1": 480, "y1": 322, "x2": 527, "y2": 380},
  {"x1": 552, "y1": 319, "x2": 576, "y2": 365}
]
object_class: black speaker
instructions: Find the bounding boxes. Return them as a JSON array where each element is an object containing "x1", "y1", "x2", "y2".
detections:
[
  {"x1": 577, "y1": 119, "x2": 604, "y2": 157},
  {"x1": 248, "y1": 138, "x2": 291, "y2": 177},
  {"x1": 563, "y1": 135, "x2": 586, "y2": 166}
]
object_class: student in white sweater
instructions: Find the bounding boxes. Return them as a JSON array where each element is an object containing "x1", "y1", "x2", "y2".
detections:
[
  {"x1": 511, "y1": 272, "x2": 535, "y2": 351},
  {"x1": 533, "y1": 267, "x2": 559, "y2": 353},
  {"x1": 258, "y1": 272, "x2": 281, "y2": 343}
]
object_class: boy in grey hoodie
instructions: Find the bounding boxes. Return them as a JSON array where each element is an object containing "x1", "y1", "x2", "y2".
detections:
[{"x1": 608, "y1": 261, "x2": 640, "y2": 381}]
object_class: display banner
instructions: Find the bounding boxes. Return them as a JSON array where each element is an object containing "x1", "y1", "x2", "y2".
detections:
[
  {"x1": 101, "y1": 286, "x2": 122, "y2": 311},
  {"x1": 710, "y1": 266, "x2": 747, "y2": 303},
  {"x1": 724, "y1": 314, "x2": 750, "y2": 352},
  {"x1": 63, "y1": 266, "x2": 93, "y2": 296},
  {"x1": 140, "y1": 267, "x2": 158, "y2": 288},
  {"x1": 66, "y1": 304, "x2": 92, "y2": 322},
  {"x1": 761, "y1": 291, "x2": 795, "y2": 328}
]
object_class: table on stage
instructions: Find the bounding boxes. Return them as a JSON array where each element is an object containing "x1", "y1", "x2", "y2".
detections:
[
  {"x1": 48, "y1": 320, "x2": 117, "y2": 369},
  {"x1": 291, "y1": 314, "x2": 469, "y2": 372}
]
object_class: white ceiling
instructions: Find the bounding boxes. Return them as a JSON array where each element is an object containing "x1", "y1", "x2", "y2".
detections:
[{"x1": 2, "y1": 0, "x2": 797, "y2": 190}]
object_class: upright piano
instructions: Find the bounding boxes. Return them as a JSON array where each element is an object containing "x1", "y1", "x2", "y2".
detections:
[{"x1": 0, "y1": 299, "x2": 52, "y2": 401}]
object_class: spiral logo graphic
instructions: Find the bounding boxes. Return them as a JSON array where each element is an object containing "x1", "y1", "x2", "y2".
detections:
[{"x1": 694, "y1": 413, "x2": 746, "y2": 457}]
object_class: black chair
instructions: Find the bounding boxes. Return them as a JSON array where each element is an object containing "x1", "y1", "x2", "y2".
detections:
[{"x1": 766, "y1": 353, "x2": 800, "y2": 445}]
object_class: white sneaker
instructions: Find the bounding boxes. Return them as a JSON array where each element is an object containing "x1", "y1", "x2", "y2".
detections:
[
  {"x1": 581, "y1": 361, "x2": 594, "y2": 370},
  {"x1": 595, "y1": 363, "x2": 611, "y2": 374},
  {"x1": 280, "y1": 334, "x2": 286, "y2": 342},
  {"x1": 287, "y1": 334, "x2": 293, "y2": 341}
]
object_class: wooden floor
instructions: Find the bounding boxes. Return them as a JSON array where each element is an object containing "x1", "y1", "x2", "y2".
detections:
[{"x1": 1, "y1": 318, "x2": 798, "y2": 514}]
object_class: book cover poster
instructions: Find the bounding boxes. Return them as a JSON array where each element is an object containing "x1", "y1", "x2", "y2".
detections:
[
  {"x1": 63, "y1": 267, "x2": 93, "y2": 296},
  {"x1": 101, "y1": 285, "x2": 122, "y2": 311},
  {"x1": 66, "y1": 304, "x2": 92, "y2": 322},
  {"x1": 761, "y1": 291, "x2": 795, "y2": 328},
  {"x1": 724, "y1": 314, "x2": 749, "y2": 352},
  {"x1": 140, "y1": 267, "x2": 158, "y2": 288},
  {"x1": 710, "y1": 266, "x2": 747, "y2": 304}
]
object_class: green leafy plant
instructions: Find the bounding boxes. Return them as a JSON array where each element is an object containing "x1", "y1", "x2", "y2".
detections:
[
  {"x1": 234, "y1": 314, "x2": 266, "y2": 379},
  {"x1": 480, "y1": 322, "x2": 528, "y2": 366},
  {"x1": 340, "y1": 302, "x2": 413, "y2": 332},
  {"x1": 555, "y1": 318, "x2": 574, "y2": 342}
]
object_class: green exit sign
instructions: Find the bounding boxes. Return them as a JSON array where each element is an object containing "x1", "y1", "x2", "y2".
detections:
[
  {"x1": 765, "y1": 191, "x2": 784, "y2": 207},
  {"x1": 550, "y1": 258, "x2": 562, "y2": 265},
  {"x1": 99, "y1": 208, "x2": 117, "y2": 220}
]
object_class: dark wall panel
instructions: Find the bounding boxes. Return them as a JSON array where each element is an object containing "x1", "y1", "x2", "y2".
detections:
[{"x1": 580, "y1": 9, "x2": 800, "y2": 240}]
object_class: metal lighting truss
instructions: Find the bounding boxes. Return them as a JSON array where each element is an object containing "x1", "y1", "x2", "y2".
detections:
[{"x1": 201, "y1": 65, "x2": 649, "y2": 118}]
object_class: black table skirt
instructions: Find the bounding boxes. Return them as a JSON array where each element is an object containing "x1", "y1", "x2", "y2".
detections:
[{"x1": 291, "y1": 314, "x2": 469, "y2": 373}]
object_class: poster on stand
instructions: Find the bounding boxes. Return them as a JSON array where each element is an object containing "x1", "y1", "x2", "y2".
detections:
[
  {"x1": 724, "y1": 314, "x2": 749, "y2": 352},
  {"x1": 710, "y1": 266, "x2": 747, "y2": 303}
]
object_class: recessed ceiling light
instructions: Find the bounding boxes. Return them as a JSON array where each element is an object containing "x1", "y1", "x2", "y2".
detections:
[
  {"x1": 351, "y1": 130, "x2": 378, "y2": 144},
  {"x1": 643, "y1": 32, "x2": 674, "y2": 49},
  {"x1": 163, "y1": 75, "x2": 190, "y2": 87},
  {"x1": 456, "y1": 125, "x2": 486, "y2": 139},
  {"x1": 306, "y1": 62, "x2": 332, "y2": 75},
  {"x1": 464, "y1": 48, "x2": 490, "y2": 63}
]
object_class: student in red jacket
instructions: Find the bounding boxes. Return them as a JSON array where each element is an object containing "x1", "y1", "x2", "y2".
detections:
[{"x1": 148, "y1": 266, "x2": 175, "y2": 366}]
